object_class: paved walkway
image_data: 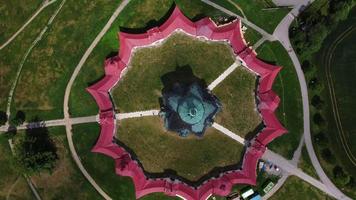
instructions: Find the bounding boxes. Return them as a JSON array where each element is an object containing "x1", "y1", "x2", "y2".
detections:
[
  {"x1": 0, "y1": 0, "x2": 57, "y2": 50},
  {"x1": 5, "y1": 0, "x2": 66, "y2": 126},
  {"x1": 0, "y1": 115, "x2": 98, "y2": 132},
  {"x1": 211, "y1": 122, "x2": 346, "y2": 199},
  {"x1": 115, "y1": 110, "x2": 160, "y2": 120},
  {"x1": 262, "y1": 136, "x2": 304, "y2": 199},
  {"x1": 207, "y1": 61, "x2": 239, "y2": 91},
  {"x1": 8, "y1": 139, "x2": 42, "y2": 200},
  {"x1": 272, "y1": 1, "x2": 351, "y2": 199},
  {"x1": 212, "y1": 123, "x2": 246, "y2": 144},
  {"x1": 201, "y1": 0, "x2": 276, "y2": 41},
  {"x1": 62, "y1": 1, "x2": 130, "y2": 199}
]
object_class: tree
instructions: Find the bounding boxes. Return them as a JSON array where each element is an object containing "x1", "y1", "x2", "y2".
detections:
[
  {"x1": 313, "y1": 113, "x2": 325, "y2": 126},
  {"x1": 321, "y1": 148, "x2": 335, "y2": 163},
  {"x1": 313, "y1": 131, "x2": 328, "y2": 146},
  {"x1": 12, "y1": 111, "x2": 26, "y2": 126},
  {"x1": 0, "y1": 111, "x2": 7, "y2": 125},
  {"x1": 14, "y1": 118, "x2": 57, "y2": 175},
  {"x1": 311, "y1": 95, "x2": 324, "y2": 110},
  {"x1": 333, "y1": 165, "x2": 351, "y2": 186}
]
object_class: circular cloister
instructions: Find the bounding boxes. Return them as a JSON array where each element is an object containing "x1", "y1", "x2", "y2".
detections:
[{"x1": 87, "y1": 6, "x2": 286, "y2": 200}]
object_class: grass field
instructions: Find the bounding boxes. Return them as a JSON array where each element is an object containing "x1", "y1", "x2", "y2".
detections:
[
  {"x1": 311, "y1": 10, "x2": 356, "y2": 198},
  {"x1": 269, "y1": 176, "x2": 333, "y2": 200},
  {"x1": 298, "y1": 145, "x2": 319, "y2": 179},
  {"x1": 0, "y1": 1, "x2": 59, "y2": 113},
  {"x1": 0, "y1": 135, "x2": 33, "y2": 199},
  {"x1": 112, "y1": 33, "x2": 235, "y2": 112},
  {"x1": 243, "y1": 25, "x2": 262, "y2": 46},
  {"x1": 256, "y1": 42, "x2": 303, "y2": 159},
  {"x1": 73, "y1": 122, "x2": 178, "y2": 200},
  {"x1": 69, "y1": 0, "x2": 228, "y2": 117},
  {"x1": 0, "y1": 126, "x2": 99, "y2": 199},
  {"x1": 15, "y1": 126, "x2": 100, "y2": 199},
  {"x1": 214, "y1": 67, "x2": 261, "y2": 138},
  {"x1": 0, "y1": 0, "x2": 43, "y2": 44},
  {"x1": 9, "y1": 0, "x2": 122, "y2": 120},
  {"x1": 213, "y1": 0, "x2": 290, "y2": 33},
  {"x1": 117, "y1": 116, "x2": 244, "y2": 181}
]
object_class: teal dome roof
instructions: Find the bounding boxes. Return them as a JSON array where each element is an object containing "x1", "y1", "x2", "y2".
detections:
[
  {"x1": 160, "y1": 82, "x2": 221, "y2": 137},
  {"x1": 177, "y1": 96, "x2": 205, "y2": 124}
]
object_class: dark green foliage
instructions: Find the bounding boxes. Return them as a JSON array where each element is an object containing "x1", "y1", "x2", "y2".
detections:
[
  {"x1": 11, "y1": 110, "x2": 25, "y2": 126},
  {"x1": 290, "y1": 0, "x2": 355, "y2": 60},
  {"x1": 321, "y1": 148, "x2": 335, "y2": 163},
  {"x1": 14, "y1": 118, "x2": 58, "y2": 175},
  {"x1": 313, "y1": 113, "x2": 325, "y2": 126},
  {"x1": 313, "y1": 131, "x2": 328, "y2": 146},
  {"x1": 0, "y1": 111, "x2": 7, "y2": 125},
  {"x1": 308, "y1": 77, "x2": 323, "y2": 92},
  {"x1": 311, "y1": 95, "x2": 324, "y2": 109},
  {"x1": 333, "y1": 165, "x2": 352, "y2": 186}
]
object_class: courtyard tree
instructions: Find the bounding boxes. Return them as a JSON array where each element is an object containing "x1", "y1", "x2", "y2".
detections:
[
  {"x1": 14, "y1": 118, "x2": 58, "y2": 175},
  {"x1": 11, "y1": 110, "x2": 26, "y2": 126},
  {"x1": 0, "y1": 111, "x2": 7, "y2": 125}
]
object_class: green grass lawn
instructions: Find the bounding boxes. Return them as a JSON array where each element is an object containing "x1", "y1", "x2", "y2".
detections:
[
  {"x1": 0, "y1": 135, "x2": 33, "y2": 199},
  {"x1": 298, "y1": 145, "x2": 319, "y2": 179},
  {"x1": 0, "y1": 0, "x2": 43, "y2": 44},
  {"x1": 243, "y1": 25, "x2": 262, "y2": 46},
  {"x1": 14, "y1": 126, "x2": 100, "y2": 199},
  {"x1": 214, "y1": 67, "x2": 261, "y2": 138},
  {"x1": 311, "y1": 10, "x2": 356, "y2": 198},
  {"x1": 117, "y1": 116, "x2": 244, "y2": 181},
  {"x1": 269, "y1": 176, "x2": 333, "y2": 200},
  {"x1": 112, "y1": 32, "x2": 235, "y2": 112},
  {"x1": 213, "y1": 0, "x2": 290, "y2": 33},
  {"x1": 256, "y1": 42, "x2": 303, "y2": 159},
  {"x1": 72, "y1": 122, "x2": 178, "y2": 200},
  {"x1": 69, "y1": 0, "x2": 227, "y2": 117},
  {"x1": 0, "y1": 1, "x2": 60, "y2": 113},
  {"x1": 9, "y1": 0, "x2": 122, "y2": 120},
  {"x1": 0, "y1": 126, "x2": 99, "y2": 199}
]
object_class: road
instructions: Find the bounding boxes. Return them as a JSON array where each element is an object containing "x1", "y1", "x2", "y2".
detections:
[
  {"x1": 201, "y1": 0, "x2": 276, "y2": 41},
  {"x1": 201, "y1": 0, "x2": 351, "y2": 199},
  {"x1": 62, "y1": 1, "x2": 130, "y2": 199},
  {"x1": 212, "y1": 122, "x2": 343, "y2": 199},
  {"x1": 0, "y1": 0, "x2": 57, "y2": 50},
  {"x1": 272, "y1": 1, "x2": 351, "y2": 199}
]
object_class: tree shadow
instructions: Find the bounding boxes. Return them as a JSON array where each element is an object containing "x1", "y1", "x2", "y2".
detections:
[
  {"x1": 245, "y1": 123, "x2": 265, "y2": 141},
  {"x1": 160, "y1": 65, "x2": 207, "y2": 96},
  {"x1": 119, "y1": 2, "x2": 208, "y2": 34},
  {"x1": 119, "y1": 3, "x2": 177, "y2": 34},
  {"x1": 114, "y1": 137, "x2": 244, "y2": 187},
  {"x1": 24, "y1": 117, "x2": 57, "y2": 158}
]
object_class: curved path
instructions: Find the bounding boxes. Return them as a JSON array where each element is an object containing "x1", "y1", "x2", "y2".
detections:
[
  {"x1": 0, "y1": 0, "x2": 57, "y2": 50},
  {"x1": 202, "y1": 0, "x2": 351, "y2": 199},
  {"x1": 273, "y1": 1, "x2": 351, "y2": 199},
  {"x1": 63, "y1": 1, "x2": 130, "y2": 199},
  {"x1": 323, "y1": 26, "x2": 356, "y2": 165},
  {"x1": 201, "y1": 0, "x2": 275, "y2": 41},
  {"x1": 5, "y1": 0, "x2": 66, "y2": 126}
]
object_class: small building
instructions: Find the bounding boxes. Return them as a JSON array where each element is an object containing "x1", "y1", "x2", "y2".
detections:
[
  {"x1": 241, "y1": 188, "x2": 254, "y2": 199},
  {"x1": 263, "y1": 181, "x2": 275, "y2": 194}
]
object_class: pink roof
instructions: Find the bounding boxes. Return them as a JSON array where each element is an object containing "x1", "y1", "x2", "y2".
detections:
[{"x1": 87, "y1": 6, "x2": 286, "y2": 200}]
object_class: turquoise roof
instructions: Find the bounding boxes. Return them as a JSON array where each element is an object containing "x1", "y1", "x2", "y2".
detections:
[
  {"x1": 177, "y1": 96, "x2": 205, "y2": 125},
  {"x1": 160, "y1": 82, "x2": 221, "y2": 137}
]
